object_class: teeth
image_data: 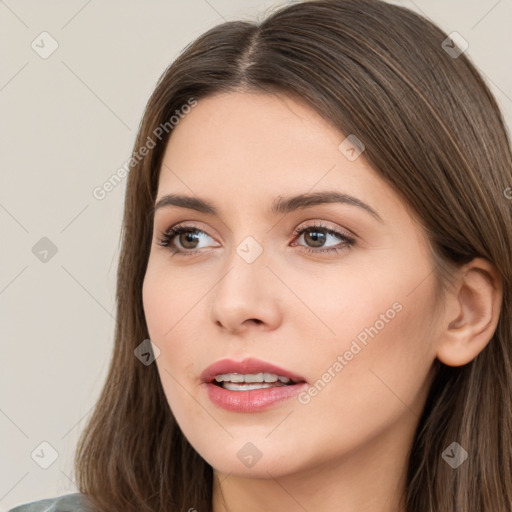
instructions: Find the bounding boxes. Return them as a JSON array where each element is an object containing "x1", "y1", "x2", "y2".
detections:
[
  {"x1": 214, "y1": 373, "x2": 292, "y2": 384},
  {"x1": 245, "y1": 372, "x2": 264, "y2": 383},
  {"x1": 224, "y1": 382, "x2": 278, "y2": 391}
]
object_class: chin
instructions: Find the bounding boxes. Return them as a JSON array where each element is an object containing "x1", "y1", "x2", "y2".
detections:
[{"x1": 188, "y1": 435, "x2": 314, "y2": 479}]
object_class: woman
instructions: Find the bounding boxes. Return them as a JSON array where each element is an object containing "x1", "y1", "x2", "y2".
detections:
[{"x1": 9, "y1": 0, "x2": 512, "y2": 510}]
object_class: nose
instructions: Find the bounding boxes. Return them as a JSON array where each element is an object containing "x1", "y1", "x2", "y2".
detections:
[{"x1": 209, "y1": 251, "x2": 283, "y2": 335}]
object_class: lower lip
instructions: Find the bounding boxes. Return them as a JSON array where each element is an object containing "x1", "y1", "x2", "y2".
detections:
[{"x1": 204, "y1": 382, "x2": 308, "y2": 412}]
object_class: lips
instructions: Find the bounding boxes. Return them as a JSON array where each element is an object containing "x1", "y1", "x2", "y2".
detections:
[
  {"x1": 200, "y1": 358, "x2": 308, "y2": 412},
  {"x1": 200, "y1": 357, "x2": 307, "y2": 385}
]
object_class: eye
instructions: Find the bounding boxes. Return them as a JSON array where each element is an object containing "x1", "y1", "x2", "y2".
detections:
[
  {"x1": 291, "y1": 222, "x2": 355, "y2": 255},
  {"x1": 157, "y1": 223, "x2": 217, "y2": 254}
]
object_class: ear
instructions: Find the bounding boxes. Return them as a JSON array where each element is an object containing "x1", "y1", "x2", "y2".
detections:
[{"x1": 436, "y1": 257, "x2": 503, "y2": 367}]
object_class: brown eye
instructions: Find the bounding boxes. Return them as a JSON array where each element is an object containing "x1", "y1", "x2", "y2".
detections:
[
  {"x1": 157, "y1": 224, "x2": 216, "y2": 254},
  {"x1": 292, "y1": 223, "x2": 356, "y2": 255}
]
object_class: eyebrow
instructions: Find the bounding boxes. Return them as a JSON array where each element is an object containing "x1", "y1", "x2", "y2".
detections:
[{"x1": 154, "y1": 191, "x2": 383, "y2": 222}]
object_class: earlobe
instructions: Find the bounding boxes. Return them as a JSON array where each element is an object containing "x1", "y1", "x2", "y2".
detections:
[{"x1": 436, "y1": 258, "x2": 503, "y2": 367}]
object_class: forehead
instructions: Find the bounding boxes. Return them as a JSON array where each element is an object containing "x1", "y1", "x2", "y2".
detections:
[
  {"x1": 160, "y1": 92, "x2": 377, "y2": 187},
  {"x1": 155, "y1": 91, "x2": 409, "y2": 230},
  {"x1": 165, "y1": 91, "x2": 341, "y2": 158}
]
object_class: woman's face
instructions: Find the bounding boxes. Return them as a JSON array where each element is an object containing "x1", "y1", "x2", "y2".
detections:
[{"x1": 142, "y1": 91, "x2": 442, "y2": 478}]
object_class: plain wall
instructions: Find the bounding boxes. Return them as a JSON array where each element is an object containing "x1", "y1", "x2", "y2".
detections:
[{"x1": 1, "y1": 0, "x2": 511, "y2": 509}]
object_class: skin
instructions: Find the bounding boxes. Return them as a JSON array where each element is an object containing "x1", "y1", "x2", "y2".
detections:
[{"x1": 142, "y1": 91, "x2": 503, "y2": 512}]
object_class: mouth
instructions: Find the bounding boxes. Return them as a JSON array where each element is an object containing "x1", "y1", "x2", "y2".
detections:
[
  {"x1": 200, "y1": 358, "x2": 308, "y2": 412},
  {"x1": 201, "y1": 357, "x2": 307, "y2": 387}
]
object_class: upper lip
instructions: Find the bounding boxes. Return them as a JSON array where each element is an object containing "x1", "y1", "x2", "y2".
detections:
[{"x1": 200, "y1": 357, "x2": 307, "y2": 384}]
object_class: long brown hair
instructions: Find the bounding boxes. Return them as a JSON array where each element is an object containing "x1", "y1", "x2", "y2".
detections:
[{"x1": 74, "y1": 1, "x2": 512, "y2": 510}]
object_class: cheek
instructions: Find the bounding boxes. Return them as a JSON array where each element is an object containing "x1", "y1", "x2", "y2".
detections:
[
  {"x1": 276, "y1": 260, "x2": 402, "y2": 359},
  {"x1": 142, "y1": 262, "x2": 205, "y2": 396},
  {"x1": 302, "y1": 272, "x2": 437, "y2": 424},
  {"x1": 142, "y1": 260, "x2": 205, "y2": 342},
  {"x1": 142, "y1": 272, "x2": 201, "y2": 433},
  {"x1": 295, "y1": 248, "x2": 437, "y2": 404}
]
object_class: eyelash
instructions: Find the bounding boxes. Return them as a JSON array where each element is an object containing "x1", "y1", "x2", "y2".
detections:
[{"x1": 156, "y1": 222, "x2": 355, "y2": 257}]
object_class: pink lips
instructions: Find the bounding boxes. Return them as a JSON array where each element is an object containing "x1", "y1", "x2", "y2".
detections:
[{"x1": 200, "y1": 357, "x2": 308, "y2": 413}]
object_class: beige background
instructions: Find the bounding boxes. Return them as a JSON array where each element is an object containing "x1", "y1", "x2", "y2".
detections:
[{"x1": 1, "y1": 0, "x2": 511, "y2": 509}]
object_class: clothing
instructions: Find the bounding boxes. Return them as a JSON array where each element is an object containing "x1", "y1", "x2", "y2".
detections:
[{"x1": 7, "y1": 493, "x2": 94, "y2": 512}]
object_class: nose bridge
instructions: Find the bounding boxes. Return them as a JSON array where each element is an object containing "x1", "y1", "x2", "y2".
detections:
[{"x1": 216, "y1": 233, "x2": 270, "y2": 301}]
